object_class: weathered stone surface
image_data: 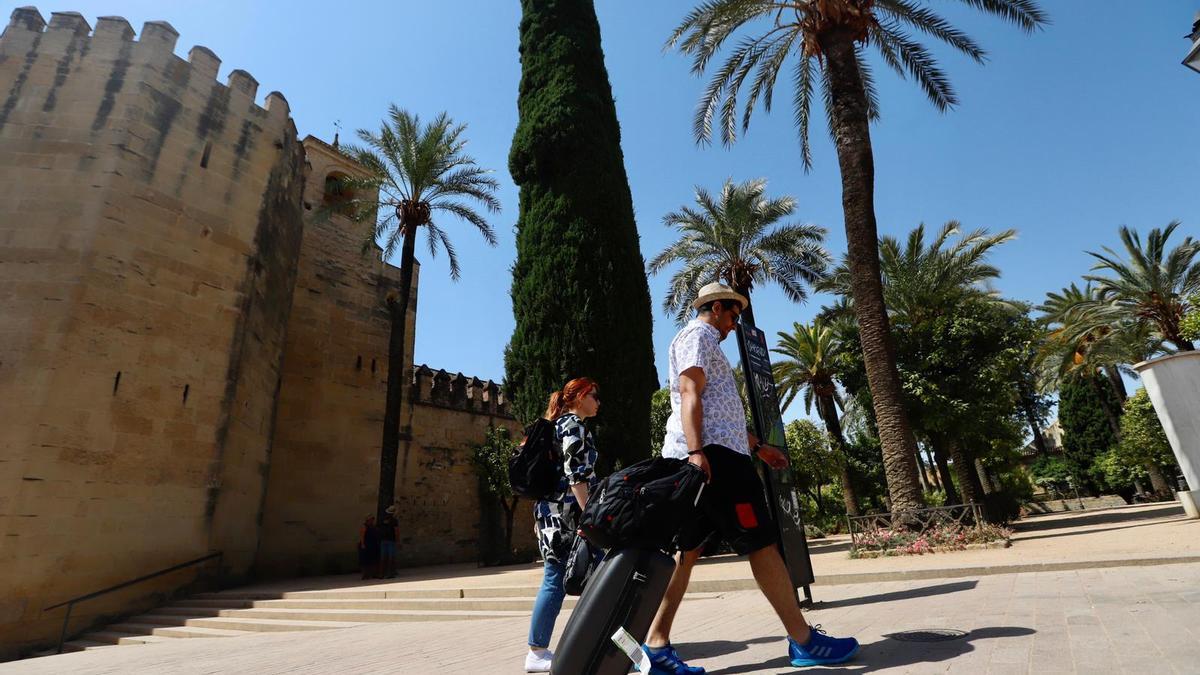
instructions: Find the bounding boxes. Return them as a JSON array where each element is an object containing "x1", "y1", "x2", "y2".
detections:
[
  {"x1": 0, "y1": 8, "x2": 531, "y2": 660},
  {"x1": 0, "y1": 9, "x2": 303, "y2": 659}
]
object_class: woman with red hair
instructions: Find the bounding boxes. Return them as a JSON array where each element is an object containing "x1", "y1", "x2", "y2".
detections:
[{"x1": 524, "y1": 377, "x2": 601, "y2": 673}]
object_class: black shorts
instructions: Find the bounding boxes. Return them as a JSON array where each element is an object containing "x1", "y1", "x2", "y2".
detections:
[{"x1": 677, "y1": 444, "x2": 778, "y2": 555}]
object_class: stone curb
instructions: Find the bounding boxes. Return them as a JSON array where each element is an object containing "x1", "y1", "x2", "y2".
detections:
[
  {"x1": 712, "y1": 554, "x2": 1200, "y2": 591},
  {"x1": 416, "y1": 555, "x2": 1200, "y2": 597}
]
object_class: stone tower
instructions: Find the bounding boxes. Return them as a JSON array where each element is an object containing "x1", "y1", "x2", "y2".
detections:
[{"x1": 0, "y1": 8, "x2": 306, "y2": 657}]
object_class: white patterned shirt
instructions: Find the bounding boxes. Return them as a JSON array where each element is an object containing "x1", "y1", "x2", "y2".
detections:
[{"x1": 661, "y1": 319, "x2": 749, "y2": 459}]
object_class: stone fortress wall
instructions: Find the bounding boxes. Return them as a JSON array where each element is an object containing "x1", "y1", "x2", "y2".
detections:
[{"x1": 0, "y1": 8, "x2": 531, "y2": 659}]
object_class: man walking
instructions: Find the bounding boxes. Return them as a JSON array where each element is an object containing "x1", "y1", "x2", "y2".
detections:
[{"x1": 641, "y1": 283, "x2": 859, "y2": 673}]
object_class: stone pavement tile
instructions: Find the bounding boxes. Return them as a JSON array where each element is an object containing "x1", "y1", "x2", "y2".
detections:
[
  {"x1": 987, "y1": 643, "x2": 1031, "y2": 669},
  {"x1": 11, "y1": 563, "x2": 1200, "y2": 675}
]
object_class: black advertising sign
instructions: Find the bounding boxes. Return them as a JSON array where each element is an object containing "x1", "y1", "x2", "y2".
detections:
[{"x1": 736, "y1": 322, "x2": 816, "y2": 595}]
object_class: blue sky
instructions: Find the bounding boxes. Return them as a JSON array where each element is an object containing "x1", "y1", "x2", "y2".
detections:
[{"x1": 48, "y1": 1, "x2": 1200, "y2": 423}]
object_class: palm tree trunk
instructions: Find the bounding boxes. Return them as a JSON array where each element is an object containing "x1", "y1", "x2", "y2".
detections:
[
  {"x1": 734, "y1": 284, "x2": 756, "y2": 326},
  {"x1": 974, "y1": 457, "x2": 996, "y2": 495},
  {"x1": 924, "y1": 445, "x2": 943, "y2": 491},
  {"x1": 378, "y1": 222, "x2": 417, "y2": 521},
  {"x1": 1104, "y1": 365, "x2": 1127, "y2": 401},
  {"x1": 819, "y1": 29, "x2": 925, "y2": 514},
  {"x1": 914, "y1": 446, "x2": 931, "y2": 493},
  {"x1": 817, "y1": 394, "x2": 860, "y2": 516},
  {"x1": 928, "y1": 435, "x2": 960, "y2": 505},
  {"x1": 949, "y1": 440, "x2": 984, "y2": 507}
]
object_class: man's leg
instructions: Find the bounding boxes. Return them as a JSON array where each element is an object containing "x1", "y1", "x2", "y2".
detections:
[
  {"x1": 747, "y1": 543, "x2": 811, "y2": 645},
  {"x1": 645, "y1": 547, "x2": 703, "y2": 648}
]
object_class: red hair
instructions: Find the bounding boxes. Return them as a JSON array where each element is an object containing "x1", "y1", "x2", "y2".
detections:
[{"x1": 544, "y1": 377, "x2": 598, "y2": 420}]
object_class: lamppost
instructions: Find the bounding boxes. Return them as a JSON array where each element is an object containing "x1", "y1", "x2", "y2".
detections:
[{"x1": 1184, "y1": 11, "x2": 1200, "y2": 74}]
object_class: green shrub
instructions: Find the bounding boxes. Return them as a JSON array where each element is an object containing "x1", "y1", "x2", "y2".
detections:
[
  {"x1": 649, "y1": 387, "x2": 671, "y2": 455},
  {"x1": 1180, "y1": 293, "x2": 1200, "y2": 342}
]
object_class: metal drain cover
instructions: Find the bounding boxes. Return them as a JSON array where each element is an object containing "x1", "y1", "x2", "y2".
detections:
[{"x1": 886, "y1": 629, "x2": 968, "y2": 642}]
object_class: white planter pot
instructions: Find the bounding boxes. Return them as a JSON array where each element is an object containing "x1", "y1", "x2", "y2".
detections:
[{"x1": 1134, "y1": 351, "x2": 1200, "y2": 519}]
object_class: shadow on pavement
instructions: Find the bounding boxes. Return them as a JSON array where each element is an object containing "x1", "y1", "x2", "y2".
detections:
[
  {"x1": 808, "y1": 580, "x2": 977, "y2": 611},
  {"x1": 1014, "y1": 516, "x2": 1193, "y2": 543},
  {"x1": 701, "y1": 626, "x2": 1036, "y2": 674},
  {"x1": 1014, "y1": 503, "x2": 1182, "y2": 533},
  {"x1": 808, "y1": 539, "x2": 852, "y2": 555},
  {"x1": 676, "y1": 636, "x2": 781, "y2": 660}
]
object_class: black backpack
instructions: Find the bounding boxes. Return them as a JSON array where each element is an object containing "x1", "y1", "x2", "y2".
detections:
[
  {"x1": 508, "y1": 418, "x2": 562, "y2": 500},
  {"x1": 578, "y1": 457, "x2": 706, "y2": 551}
]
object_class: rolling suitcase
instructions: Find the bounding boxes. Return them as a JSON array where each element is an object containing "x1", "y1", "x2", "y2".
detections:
[{"x1": 551, "y1": 547, "x2": 675, "y2": 675}]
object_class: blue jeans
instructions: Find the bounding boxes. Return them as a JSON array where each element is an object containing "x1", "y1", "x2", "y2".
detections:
[{"x1": 528, "y1": 559, "x2": 566, "y2": 648}]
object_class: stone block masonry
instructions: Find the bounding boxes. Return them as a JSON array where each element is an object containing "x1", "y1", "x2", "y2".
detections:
[
  {"x1": 0, "y1": 7, "x2": 538, "y2": 660},
  {"x1": 0, "y1": 8, "x2": 305, "y2": 659}
]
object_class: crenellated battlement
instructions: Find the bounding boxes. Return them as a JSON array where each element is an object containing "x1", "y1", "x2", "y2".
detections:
[
  {"x1": 411, "y1": 365, "x2": 513, "y2": 418},
  {"x1": 0, "y1": 7, "x2": 290, "y2": 119}
]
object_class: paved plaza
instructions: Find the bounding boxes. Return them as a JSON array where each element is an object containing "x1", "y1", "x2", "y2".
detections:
[
  {"x1": 8, "y1": 504, "x2": 1200, "y2": 674},
  {"x1": 8, "y1": 562, "x2": 1200, "y2": 674}
]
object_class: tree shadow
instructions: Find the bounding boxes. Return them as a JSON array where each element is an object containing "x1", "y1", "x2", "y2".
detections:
[
  {"x1": 1013, "y1": 516, "x2": 1194, "y2": 543},
  {"x1": 807, "y1": 580, "x2": 977, "y2": 611},
  {"x1": 701, "y1": 626, "x2": 1036, "y2": 674},
  {"x1": 808, "y1": 539, "x2": 852, "y2": 555},
  {"x1": 1013, "y1": 503, "x2": 1183, "y2": 533}
]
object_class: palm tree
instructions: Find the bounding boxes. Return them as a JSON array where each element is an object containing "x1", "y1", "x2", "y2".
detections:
[
  {"x1": 1037, "y1": 283, "x2": 1158, "y2": 438},
  {"x1": 335, "y1": 106, "x2": 500, "y2": 520},
  {"x1": 667, "y1": 0, "x2": 1048, "y2": 513},
  {"x1": 1086, "y1": 222, "x2": 1200, "y2": 352},
  {"x1": 772, "y1": 319, "x2": 860, "y2": 515},
  {"x1": 823, "y1": 222, "x2": 1017, "y2": 323},
  {"x1": 825, "y1": 222, "x2": 1015, "y2": 507},
  {"x1": 650, "y1": 177, "x2": 829, "y2": 326}
]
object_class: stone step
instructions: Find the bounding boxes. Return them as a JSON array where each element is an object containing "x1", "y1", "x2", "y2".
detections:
[
  {"x1": 216, "y1": 607, "x2": 529, "y2": 623},
  {"x1": 191, "y1": 591, "x2": 284, "y2": 601},
  {"x1": 252, "y1": 597, "x2": 577, "y2": 611},
  {"x1": 140, "y1": 607, "x2": 224, "y2": 619},
  {"x1": 106, "y1": 622, "x2": 255, "y2": 638},
  {"x1": 173, "y1": 616, "x2": 365, "y2": 632},
  {"x1": 280, "y1": 588, "x2": 465, "y2": 600},
  {"x1": 62, "y1": 639, "x2": 120, "y2": 653},
  {"x1": 460, "y1": 586, "x2": 540, "y2": 598},
  {"x1": 171, "y1": 598, "x2": 254, "y2": 609},
  {"x1": 85, "y1": 631, "x2": 174, "y2": 646}
]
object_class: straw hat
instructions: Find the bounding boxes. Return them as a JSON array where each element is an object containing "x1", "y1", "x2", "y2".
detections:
[{"x1": 692, "y1": 282, "x2": 749, "y2": 311}]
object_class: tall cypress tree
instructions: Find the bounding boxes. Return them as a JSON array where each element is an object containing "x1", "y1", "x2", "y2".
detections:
[
  {"x1": 1059, "y1": 376, "x2": 1121, "y2": 494},
  {"x1": 506, "y1": 0, "x2": 657, "y2": 469}
]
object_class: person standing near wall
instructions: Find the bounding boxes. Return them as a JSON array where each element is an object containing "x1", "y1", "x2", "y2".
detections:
[
  {"x1": 358, "y1": 515, "x2": 381, "y2": 580},
  {"x1": 525, "y1": 377, "x2": 601, "y2": 673},
  {"x1": 381, "y1": 504, "x2": 401, "y2": 578}
]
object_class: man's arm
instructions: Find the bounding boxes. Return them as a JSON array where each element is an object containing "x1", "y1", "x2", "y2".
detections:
[
  {"x1": 679, "y1": 366, "x2": 710, "y2": 479},
  {"x1": 747, "y1": 430, "x2": 789, "y2": 470}
]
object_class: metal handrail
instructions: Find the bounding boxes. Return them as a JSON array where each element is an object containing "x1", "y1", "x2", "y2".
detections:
[{"x1": 43, "y1": 551, "x2": 223, "y2": 654}]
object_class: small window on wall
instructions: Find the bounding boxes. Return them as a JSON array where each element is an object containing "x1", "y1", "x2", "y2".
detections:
[{"x1": 324, "y1": 172, "x2": 355, "y2": 212}]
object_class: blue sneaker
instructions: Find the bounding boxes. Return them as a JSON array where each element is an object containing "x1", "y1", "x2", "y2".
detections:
[
  {"x1": 788, "y1": 625, "x2": 859, "y2": 667},
  {"x1": 637, "y1": 644, "x2": 706, "y2": 674}
]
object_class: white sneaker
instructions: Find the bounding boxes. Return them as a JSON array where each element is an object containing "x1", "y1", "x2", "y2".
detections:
[{"x1": 525, "y1": 648, "x2": 553, "y2": 672}]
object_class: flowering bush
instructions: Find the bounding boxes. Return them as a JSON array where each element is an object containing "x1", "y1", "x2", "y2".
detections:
[{"x1": 850, "y1": 522, "x2": 1012, "y2": 558}]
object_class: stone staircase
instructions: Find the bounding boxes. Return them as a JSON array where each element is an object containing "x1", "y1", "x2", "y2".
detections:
[{"x1": 57, "y1": 585, "x2": 723, "y2": 653}]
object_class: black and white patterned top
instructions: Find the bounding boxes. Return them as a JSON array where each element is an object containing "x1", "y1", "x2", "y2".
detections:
[{"x1": 533, "y1": 413, "x2": 599, "y2": 564}]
